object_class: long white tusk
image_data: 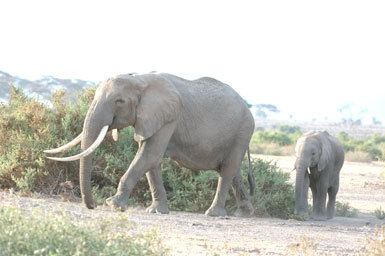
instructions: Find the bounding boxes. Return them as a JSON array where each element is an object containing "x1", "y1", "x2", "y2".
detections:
[
  {"x1": 112, "y1": 129, "x2": 118, "y2": 141},
  {"x1": 44, "y1": 132, "x2": 83, "y2": 154},
  {"x1": 46, "y1": 125, "x2": 109, "y2": 162}
]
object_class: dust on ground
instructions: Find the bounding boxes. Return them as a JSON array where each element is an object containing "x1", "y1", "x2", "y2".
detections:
[{"x1": 1, "y1": 155, "x2": 385, "y2": 255}]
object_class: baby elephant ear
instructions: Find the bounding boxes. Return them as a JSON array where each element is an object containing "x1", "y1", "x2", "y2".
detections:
[
  {"x1": 317, "y1": 132, "x2": 332, "y2": 171},
  {"x1": 134, "y1": 75, "x2": 182, "y2": 142}
]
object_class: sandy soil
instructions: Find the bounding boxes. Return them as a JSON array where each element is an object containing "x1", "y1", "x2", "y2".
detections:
[{"x1": 1, "y1": 155, "x2": 385, "y2": 255}]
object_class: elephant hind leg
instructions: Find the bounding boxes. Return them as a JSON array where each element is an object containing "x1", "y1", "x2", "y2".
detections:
[
  {"x1": 145, "y1": 164, "x2": 169, "y2": 214},
  {"x1": 232, "y1": 172, "x2": 254, "y2": 217},
  {"x1": 205, "y1": 146, "x2": 249, "y2": 217}
]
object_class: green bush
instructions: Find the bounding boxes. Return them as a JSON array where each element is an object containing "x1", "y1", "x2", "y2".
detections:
[
  {"x1": 337, "y1": 132, "x2": 385, "y2": 161},
  {"x1": 249, "y1": 125, "x2": 302, "y2": 156},
  {"x1": 252, "y1": 130, "x2": 293, "y2": 146},
  {"x1": 278, "y1": 125, "x2": 301, "y2": 135},
  {"x1": 247, "y1": 159, "x2": 295, "y2": 219},
  {"x1": 375, "y1": 207, "x2": 385, "y2": 220},
  {"x1": 335, "y1": 201, "x2": 358, "y2": 217},
  {"x1": 0, "y1": 85, "x2": 133, "y2": 196},
  {"x1": 0, "y1": 85, "x2": 295, "y2": 219},
  {"x1": 0, "y1": 207, "x2": 167, "y2": 256}
]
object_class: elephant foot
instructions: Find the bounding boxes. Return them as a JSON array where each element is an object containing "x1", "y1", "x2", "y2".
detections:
[
  {"x1": 327, "y1": 209, "x2": 335, "y2": 219},
  {"x1": 146, "y1": 201, "x2": 170, "y2": 214},
  {"x1": 205, "y1": 205, "x2": 227, "y2": 217},
  {"x1": 106, "y1": 194, "x2": 129, "y2": 212},
  {"x1": 234, "y1": 202, "x2": 255, "y2": 217}
]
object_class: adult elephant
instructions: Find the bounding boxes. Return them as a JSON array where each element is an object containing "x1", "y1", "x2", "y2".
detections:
[
  {"x1": 45, "y1": 73, "x2": 255, "y2": 217},
  {"x1": 294, "y1": 131, "x2": 344, "y2": 220}
]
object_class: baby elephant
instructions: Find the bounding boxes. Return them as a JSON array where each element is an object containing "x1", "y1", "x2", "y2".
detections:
[{"x1": 294, "y1": 131, "x2": 344, "y2": 220}]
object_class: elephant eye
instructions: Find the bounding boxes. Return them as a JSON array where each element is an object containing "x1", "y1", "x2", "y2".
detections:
[
  {"x1": 312, "y1": 152, "x2": 316, "y2": 155},
  {"x1": 115, "y1": 99, "x2": 125, "y2": 104}
]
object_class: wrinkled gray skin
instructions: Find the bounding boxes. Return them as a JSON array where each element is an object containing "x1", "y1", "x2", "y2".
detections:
[
  {"x1": 294, "y1": 131, "x2": 344, "y2": 220},
  {"x1": 78, "y1": 73, "x2": 254, "y2": 217}
]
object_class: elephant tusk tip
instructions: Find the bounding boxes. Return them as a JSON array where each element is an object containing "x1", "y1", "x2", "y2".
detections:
[
  {"x1": 112, "y1": 129, "x2": 118, "y2": 141},
  {"x1": 45, "y1": 156, "x2": 76, "y2": 162},
  {"x1": 45, "y1": 156, "x2": 58, "y2": 161}
]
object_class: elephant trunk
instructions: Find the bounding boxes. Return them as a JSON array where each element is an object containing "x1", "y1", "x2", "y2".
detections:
[
  {"x1": 79, "y1": 103, "x2": 112, "y2": 209},
  {"x1": 294, "y1": 156, "x2": 310, "y2": 217},
  {"x1": 80, "y1": 153, "x2": 95, "y2": 209}
]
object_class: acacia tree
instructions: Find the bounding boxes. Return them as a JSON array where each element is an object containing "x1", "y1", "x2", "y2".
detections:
[{"x1": 254, "y1": 104, "x2": 279, "y2": 119}]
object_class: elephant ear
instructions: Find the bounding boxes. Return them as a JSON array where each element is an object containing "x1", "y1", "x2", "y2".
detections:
[
  {"x1": 317, "y1": 131, "x2": 332, "y2": 172},
  {"x1": 134, "y1": 75, "x2": 182, "y2": 142}
]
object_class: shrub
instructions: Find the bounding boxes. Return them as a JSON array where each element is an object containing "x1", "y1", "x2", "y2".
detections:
[
  {"x1": 0, "y1": 84, "x2": 134, "y2": 197},
  {"x1": 250, "y1": 125, "x2": 302, "y2": 156},
  {"x1": 278, "y1": 125, "x2": 301, "y2": 135},
  {"x1": 0, "y1": 207, "x2": 167, "y2": 256},
  {"x1": 335, "y1": 201, "x2": 358, "y2": 217},
  {"x1": 337, "y1": 132, "x2": 385, "y2": 161},
  {"x1": 252, "y1": 130, "x2": 293, "y2": 146},
  {"x1": 250, "y1": 143, "x2": 294, "y2": 156},
  {"x1": 246, "y1": 159, "x2": 295, "y2": 219},
  {"x1": 374, "y1": 207, "x2": 385, "y2": 220}
]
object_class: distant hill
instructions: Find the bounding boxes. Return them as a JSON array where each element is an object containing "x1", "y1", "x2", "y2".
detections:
[{"x1": 0, "y1": 71, "x2": 95, "y2": 103}]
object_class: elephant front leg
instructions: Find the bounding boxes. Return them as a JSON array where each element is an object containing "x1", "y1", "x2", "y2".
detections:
[
  {"x1": 105, "y1": 155, "x2": 148, "y2": 211},
  {"x1": 106, "y1": 122, "x2": 176, "y2": 212},
  {"x1": 145, "y1": 164, "x2": 169, "y2": 214},
  {"x1": 327, "y1": 180, "x2": 339, "y2": 219},
  {"x1": 312, "y1": 179, "x2": 328, "y2": 220}
]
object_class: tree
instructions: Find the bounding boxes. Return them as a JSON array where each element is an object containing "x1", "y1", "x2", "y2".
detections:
[
  {"x1": 254, "y1": 104, "x2": 279, "y2": 119},
  {"x1": 338, "y1": 104, "x2": 365, "y2": 126},
  {"x1": 243, "y1": 99, "x2": 252, "y2": 109}
]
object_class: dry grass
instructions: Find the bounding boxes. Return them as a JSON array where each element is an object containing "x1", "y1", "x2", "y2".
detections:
[
  {"x1": 345, "y1": 151, "x2": 373, "y2": 163},
  {"x1": 250, "y1": 143, "x2": 295, "y2": 156},
  {"x1": 287, "y1": 236, "x2": 320, "y2": 256},
  {"x1": 360, "y1": 225, "x2": 385, "y2": 255}
]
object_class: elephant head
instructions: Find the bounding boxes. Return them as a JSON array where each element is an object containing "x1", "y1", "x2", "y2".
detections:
[
  {"x1": 44, "y1": 74, "x2": 182, "y2": 209},
  {"x1": 294, "y1": 131, "x2": 332, "y2": 217}
]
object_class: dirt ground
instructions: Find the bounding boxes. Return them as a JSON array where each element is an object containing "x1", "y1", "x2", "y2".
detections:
[{"x1": 1, "y1": 155, "x2": 385, "y2": 255}]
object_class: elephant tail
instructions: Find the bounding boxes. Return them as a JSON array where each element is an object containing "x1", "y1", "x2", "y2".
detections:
[{"x1": 247, "y1": 147, "x2": 255, "y2": 196}]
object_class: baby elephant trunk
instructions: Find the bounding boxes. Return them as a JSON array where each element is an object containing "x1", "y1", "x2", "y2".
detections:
[{"x1": 294, "y1": 158, "x2": 310, "y2": 217}]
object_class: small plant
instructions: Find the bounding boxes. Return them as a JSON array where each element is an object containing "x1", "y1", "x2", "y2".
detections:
[
  {"x1": 287, "y1": 236, "x2": 320, "y2": 256},
  {"x1": 360, "y1": 225, "x2": 385, "y2": 255},
  {"x1": 374, "y1": 207, "x2": 385, "y2": 220},
  {"x1": 335, "y1": 201, "x2": 358, "y2": 217}
]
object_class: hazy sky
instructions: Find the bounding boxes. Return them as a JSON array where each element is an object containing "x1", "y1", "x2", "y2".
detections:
[{"x1": 1, "y1": 0, "x2": 384, "y2": 123}]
